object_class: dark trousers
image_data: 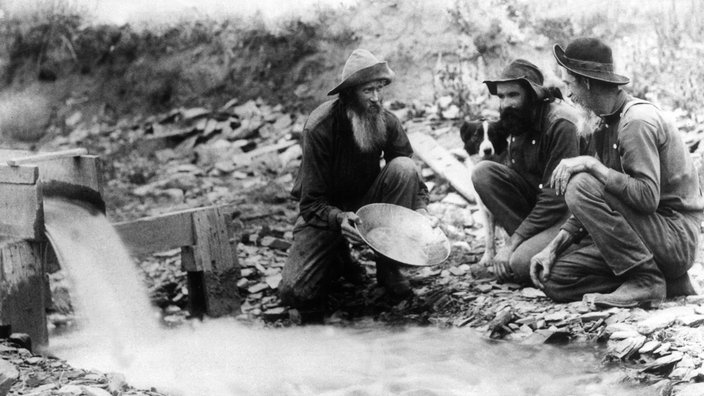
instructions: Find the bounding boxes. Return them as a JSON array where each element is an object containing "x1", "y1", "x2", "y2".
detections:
[
  {"x1": 544, "y1": 173, "x2": 701, "y2": 302},
  {"x1": 279, "y1": 157, "x2": 426, "y2": 307},
  {"x1": 472, "y1": 161, "x2": 567, "y2": 284}
]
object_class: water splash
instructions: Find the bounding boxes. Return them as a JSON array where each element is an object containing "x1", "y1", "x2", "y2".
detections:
[
  {"x1": 44, "y1": 198, "x2": 653, "y2": 395},
  {"x1": 44, "y1": 198, "x2": 161, "y2": 368}
]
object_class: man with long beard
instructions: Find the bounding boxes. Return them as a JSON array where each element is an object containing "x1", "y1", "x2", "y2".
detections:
[
  {"x1": 279, "y1": 49, "x2": 430, "y2": 309},
  {"x1": 468, "y1": 59, "x2": 583, "y2": 284},
  {"x1": 530, "y1": 37, "x2": 704, "y2": 308}
]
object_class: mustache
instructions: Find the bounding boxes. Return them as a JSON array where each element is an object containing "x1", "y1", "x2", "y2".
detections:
[
  {"x1": 367, "y1": 102, "x2": 382, "y2": 112},
  {"x1": 499, "y1": 107, "x2": 529, "y2": 120}
]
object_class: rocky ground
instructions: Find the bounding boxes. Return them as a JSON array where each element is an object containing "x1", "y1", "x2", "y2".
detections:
[{"x1": 3, "y1": 95, "x2": 704, "y2": 395}]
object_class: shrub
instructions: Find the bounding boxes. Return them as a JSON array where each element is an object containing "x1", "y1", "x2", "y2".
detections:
[{"x1": 0, "y1": 89, "x2": 52, "y2": 142}]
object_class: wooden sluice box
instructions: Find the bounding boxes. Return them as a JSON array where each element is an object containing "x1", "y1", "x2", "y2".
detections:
[{"x1": 0, "y1": 149, "x2": 240, "y2": 348}]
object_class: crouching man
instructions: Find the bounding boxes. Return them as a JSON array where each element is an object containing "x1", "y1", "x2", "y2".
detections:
[
  {"x1": 279, "y1": 49, "x2": 430, "y2": 309},
  {"x1": 468, "y1": 59, "x2": 582, "y2": 284},
  {"x1": 531, "y1": 38, "x2": 704, "y2": 308}
]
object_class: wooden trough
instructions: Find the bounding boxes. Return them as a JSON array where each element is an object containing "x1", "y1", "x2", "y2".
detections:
[
  {"x1": 0, "y1": 149, "x2": 240, "y2": 348},
  {"x1": 0, "y1": 148, "x2": 100, "y2": 347}
]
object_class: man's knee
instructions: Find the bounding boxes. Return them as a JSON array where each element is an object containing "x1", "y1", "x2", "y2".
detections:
[
  {"x1": 279, "y1": 227, "x2": 340, "y2": 308},
  {"x1": 279, "y1": 257, "x2": 325, "y2": 308},
  {"x1": 565, "y1": 172, "x2": 602, "y2": 209},
  {"x1": 470, "y1": 161, "x2": 502, "y2": 190},
  {"x1": 508, "y1": 252, "x2": 532, "y2": 285},
  {"x1": 540, "y1": 262, "x2": 584, "y2": 302},
  {"x1": 385, "y1": 157, "x2": 418, "y2": 179},
  {"x1": 472, "y1": 161, "x2": 500, "y2": 186}
]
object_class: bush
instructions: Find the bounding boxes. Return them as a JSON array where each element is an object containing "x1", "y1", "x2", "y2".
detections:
[{"x1": 0, "y1": 89, "x2": 52, "y2": 142}]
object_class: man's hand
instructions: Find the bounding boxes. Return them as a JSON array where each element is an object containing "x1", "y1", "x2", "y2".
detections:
[
  {"x1": 337, "y1": 211, "x2": 365, "y2": 245},
  {"x1": 550, "y1": 156, "x2": 600, "y2": 195},
  {"x1": 530, "y1": 246, "x2": 556, "y2": 289},
  {"x1": 492, "y1": 245, "x2": 513, "y2": 282}
]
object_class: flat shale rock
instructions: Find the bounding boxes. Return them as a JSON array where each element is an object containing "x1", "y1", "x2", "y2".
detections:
[
  {"x1": 637, "y1": 306, "x2": 695, "y2": 335},
  {"x1": 0, "y1": 358, "x2": 18, "y2": 395},
  {"x1": 673, "y1": 382, "x2": 704, "y2": 396},
  {"x1": 641, "y1": 352, "x2": 683, "y2": 373}
]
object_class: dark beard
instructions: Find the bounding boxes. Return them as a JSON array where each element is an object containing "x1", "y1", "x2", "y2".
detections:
[
  {"x1": 346, "y1": 104, "x2": 387, "y2": 153},
  {"x1": 498, "y1": 106, "x2": 533, "y2": 136}
]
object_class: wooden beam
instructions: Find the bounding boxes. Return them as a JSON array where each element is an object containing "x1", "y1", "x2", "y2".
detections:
[
  {"x1": 408, "y1": 132, "x2": 477, "y2": 204},
  {"x1": 0, "y1": 183, "x2": 43, "y2": 240},
  {"x1": 6, "y1": 149, "x2": 87, "y2": 166},
  {"x1": 0, "y1": 239, "x2": 48, "y2": 347},
  {"x1": 113, "y1": 209, "x2": 197, "y2": 256},
  {"x1": 192, "y1": 208, "x2": 234, "y2": 272},
  {"x1": 191, "y1": 207, "x2": 240, "y2": 316},
  {"x1": 0, "y1": 165, "x2": 38, "y2": 185}
]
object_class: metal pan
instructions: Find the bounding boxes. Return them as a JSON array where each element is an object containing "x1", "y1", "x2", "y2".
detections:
[{"x1": 355, "y1": 203, "x2": 450, "y2": 266}]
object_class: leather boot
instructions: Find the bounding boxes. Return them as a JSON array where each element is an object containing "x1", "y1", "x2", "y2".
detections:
[
  {"x1": 376, "y1": 259, "x2": 412, "y2": 297},
  {"x1": 583, "y1": 259, "x2": 666, "y2": 309},
  {"x1": 666, "y1": 272, "x2": 698, "y2": 298}
]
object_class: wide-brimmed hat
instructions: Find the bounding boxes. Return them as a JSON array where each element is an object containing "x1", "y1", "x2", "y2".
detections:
[
  {"x1": 553, "y1": 38, "x2": 629, "y2": 85},
  {"x1": 483, "y1": 59, "x2": 547, "y2": 99},
  {"x1": 328, "y1": 49, "x2": 395, "y2": 96}
]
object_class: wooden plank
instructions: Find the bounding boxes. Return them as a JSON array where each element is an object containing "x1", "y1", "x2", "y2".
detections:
[
  {"x1": 0, "y1": 239, "x2": 48, "y2": 346},
  {"x1": 114, "y1": 210, "x2": 196, "y2": 256},
  {"x1": 408, "y1": 132, "x2": 477, "y2": 203},
  {"x1": 0, "y1": 165, "x2": 39, "y2": 185},
  {"x1": 0, "y1": 183, "x2": 43, "y2": 240},
  {"x1": 192, "y1": 207, "x2": 234, "y2": 272},
  {"x1": 191, "y1": 207, "x2": 240, "y2": 316},
  {"x1": 6, "y1": 149, "x2": 87, "y2": 166}
]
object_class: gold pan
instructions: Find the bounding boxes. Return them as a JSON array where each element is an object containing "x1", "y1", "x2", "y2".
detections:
[{"x1": 355, "y1": 203, "x2": 450, "y2": 266}]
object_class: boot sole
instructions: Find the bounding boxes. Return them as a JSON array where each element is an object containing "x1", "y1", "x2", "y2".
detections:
[{"x1": 583, "y1": 294, "x2": 662, "y2": 309}]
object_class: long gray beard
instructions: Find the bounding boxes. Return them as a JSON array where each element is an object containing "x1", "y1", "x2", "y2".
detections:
[
  {"x1": 574, "y1": 102, "x2": 602, "y2": 137},
  {"x1": 347, "y1": 108, "x2": 387, "y2": 153}
]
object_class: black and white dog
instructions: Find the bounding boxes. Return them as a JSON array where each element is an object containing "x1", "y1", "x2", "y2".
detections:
[{"x1": 460, "y1": 119, "x2": 508, "y2": 266}]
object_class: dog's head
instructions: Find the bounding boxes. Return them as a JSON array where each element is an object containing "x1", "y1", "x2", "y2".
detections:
[{"x1": 460, "y1": 120, "x2": 508, "y2": 161}]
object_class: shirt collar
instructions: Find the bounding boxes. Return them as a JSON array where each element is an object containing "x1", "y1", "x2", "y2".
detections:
[{"x1": 599, "y1": 90, "x2": 631, "y2": 123}]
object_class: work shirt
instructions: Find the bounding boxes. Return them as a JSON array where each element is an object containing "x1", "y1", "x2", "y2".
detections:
[
  {"x1": 291, "y1": 99, "x2": 428, "y2": 230},
  {"x1": 562, "y1": 90, "x2": 704, "y2": 235},
  {"x1": 505, "y1": 100, "x2": 582, "y2": 240}
]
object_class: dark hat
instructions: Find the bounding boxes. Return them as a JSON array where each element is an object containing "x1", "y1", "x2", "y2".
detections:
[
  {"x1": 483, "y1": 59, "x2": 547, "y2": 99},
  {"x1": 328, "y1": 49, "x2": 395, "y2": 96},
  {"x1": 553, "y1": 38, "x2": 629, "y2": 85}
]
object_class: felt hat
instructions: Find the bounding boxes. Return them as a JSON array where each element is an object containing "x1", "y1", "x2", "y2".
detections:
[
  {"x1": 553, "y1": 37, "x2": 629, "y2": 85},
  {"x1": 328, "y1": 49, "x2": 395, "y2": 96},
  {"x1": 483, "y1": 59, "x2": 547, "y2": 99}
]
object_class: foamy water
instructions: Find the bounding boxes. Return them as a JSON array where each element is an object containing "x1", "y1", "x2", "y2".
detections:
[{"x1": 44, "y1": 198, "x2": 652, "y2": 396}]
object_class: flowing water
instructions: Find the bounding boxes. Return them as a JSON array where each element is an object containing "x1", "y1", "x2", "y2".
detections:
[{"x1": 44, "y1": 198, "x2": 653, "y2": 396}]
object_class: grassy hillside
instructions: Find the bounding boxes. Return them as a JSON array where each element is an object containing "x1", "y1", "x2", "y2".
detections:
[{"x1": 0, "y1": 0, "x2": 702, "y2": 143}]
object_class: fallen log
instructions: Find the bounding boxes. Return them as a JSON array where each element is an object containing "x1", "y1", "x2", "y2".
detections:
[{"x1": 407, "y1": 132, "x2": 476, "y2": 204}]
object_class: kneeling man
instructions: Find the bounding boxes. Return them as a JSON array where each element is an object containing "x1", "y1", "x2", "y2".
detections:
[
  {"x1": 531, "y1": 38, "x2": 704, "y2": 308},
  {"x1": 280, "y1": 49, "x2": 430, "y2": 309},
  {"x1": 469, "y1": 59, "x2": 582, "y2": 284}
]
